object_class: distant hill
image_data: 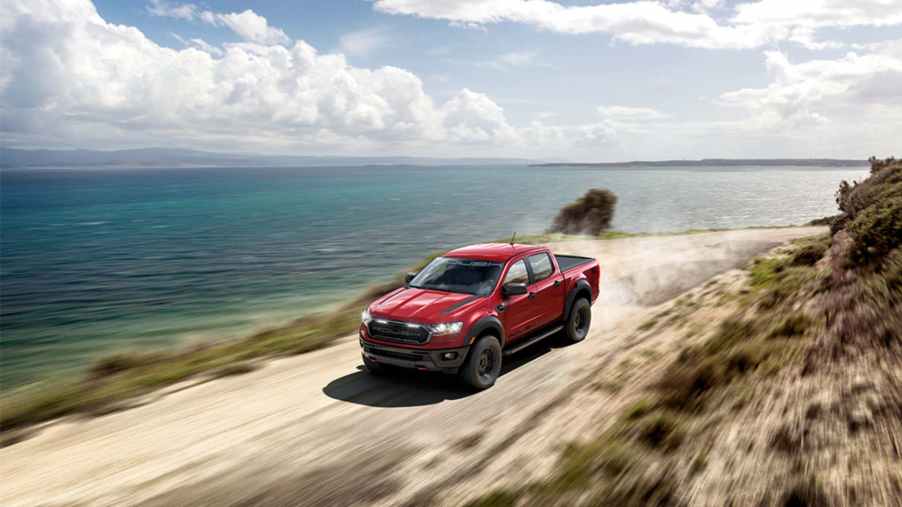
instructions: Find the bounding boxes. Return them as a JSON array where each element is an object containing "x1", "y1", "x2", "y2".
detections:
[
  {"x1": 1, "y1": 149, "x2": 870, "y2": 169},
  {"x1": 532, "y1": 158, "x2": 869, "y2": 168},
  {"x1": 0, "y1": 148, "x2": 532, "y2": 168}
]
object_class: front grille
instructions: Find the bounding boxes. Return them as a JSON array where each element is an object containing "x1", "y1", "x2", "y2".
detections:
[{"x1": 368, "y1": 319, "x2": 430, "y2": 344}]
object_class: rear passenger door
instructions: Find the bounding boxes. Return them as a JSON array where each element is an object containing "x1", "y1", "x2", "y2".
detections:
[{"x1": 526, "y1": 252, "x2": 565, "y2": 331}]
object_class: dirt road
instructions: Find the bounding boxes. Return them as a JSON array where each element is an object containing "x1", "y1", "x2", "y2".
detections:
[{"x1": 0, "y1": 227, "x2": 825, "y2": 506}]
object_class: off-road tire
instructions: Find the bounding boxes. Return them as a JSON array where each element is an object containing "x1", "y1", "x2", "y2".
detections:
[
  {"x1": 460, "y1": 336, "x2": 502, "y2": 390},
  {"x1": 565, "y1": 298, "x2": 591, "y2": 343}
]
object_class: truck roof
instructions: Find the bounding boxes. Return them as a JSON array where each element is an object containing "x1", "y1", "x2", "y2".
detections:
[{"x1": 444, "y1": 243, "x2": 546, "y2": 262}]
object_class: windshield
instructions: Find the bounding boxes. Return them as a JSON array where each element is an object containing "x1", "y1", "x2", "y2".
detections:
[{"x1": 409, "y1": 257, "x2": 502, "y2": 296}]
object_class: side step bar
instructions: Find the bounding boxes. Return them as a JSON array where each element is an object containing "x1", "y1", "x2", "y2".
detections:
[{"x1": 503, "y1": 325, "x2": 563, "y2": 356}]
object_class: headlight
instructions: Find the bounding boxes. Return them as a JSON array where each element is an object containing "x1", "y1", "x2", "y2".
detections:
[
  {"x1": 429, "y1": 321, "x2": 463, "y2": 336},
  {"x1": 361, "y1": 308, "x2": 372, "y2": 324}
]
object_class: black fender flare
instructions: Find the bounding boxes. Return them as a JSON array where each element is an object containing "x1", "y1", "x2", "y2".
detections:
[
  {"x1": 467, "y1": 315, "x2": 506, "y2": 347},
  {"x1": 564, "y1": 280, "x2": 593, "y2": 322}
]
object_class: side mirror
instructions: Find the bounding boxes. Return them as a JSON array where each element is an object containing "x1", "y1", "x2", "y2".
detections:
[
  {"x1": 405, "y1": 272, "x2": 417, "y2": 285},
  {"x1": 502, "y1": 282, "x2": 528, "y2": 297}
]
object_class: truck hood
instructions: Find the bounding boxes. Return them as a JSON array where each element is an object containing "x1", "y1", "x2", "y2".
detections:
[{"x1": 370, "y1": 287, "x2": 482, "y2": 323}]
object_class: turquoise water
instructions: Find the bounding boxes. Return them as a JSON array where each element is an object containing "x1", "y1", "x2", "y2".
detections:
[{"x1": 0, "y1": 165, "x2": 867, "y2": 386}]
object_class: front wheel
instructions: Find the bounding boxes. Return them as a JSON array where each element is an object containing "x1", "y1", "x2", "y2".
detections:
[
  {"x1": 459, "y1": 336, "x2": 502, "y2": 390},
  {"x1": 565, "y1": 298, "x2": 591, "y2": 343}
]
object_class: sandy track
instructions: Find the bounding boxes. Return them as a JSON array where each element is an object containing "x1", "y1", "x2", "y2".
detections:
[{"x1": 0, "y1": 227, "x2": 825, "y2": 506}]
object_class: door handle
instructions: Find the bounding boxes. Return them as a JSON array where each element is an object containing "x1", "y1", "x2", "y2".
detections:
[
  {"x1": 553, "y1": 280, "x2": 562, "y2": 287},
  {"x1": 527, "y1": 292, "x2": 536, "y2": 299}
]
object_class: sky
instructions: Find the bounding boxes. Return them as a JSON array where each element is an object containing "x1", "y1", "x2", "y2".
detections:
[{"x1": 1, "y1": 0, "x2": 901, "y2": 161}]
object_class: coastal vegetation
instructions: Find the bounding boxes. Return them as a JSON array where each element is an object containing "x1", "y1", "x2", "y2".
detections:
[{"x1": 548, "y1": 188, "x2": 617, "y2": 235}]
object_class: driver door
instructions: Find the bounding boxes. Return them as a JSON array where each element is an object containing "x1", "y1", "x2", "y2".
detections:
[{"x1": 499, "y1": 258, "x2": 537, "y2": 341}]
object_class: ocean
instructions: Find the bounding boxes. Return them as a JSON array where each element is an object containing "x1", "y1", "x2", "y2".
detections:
[{"x1": 0, "y1": 164, "x2": 868, "y2": 386}]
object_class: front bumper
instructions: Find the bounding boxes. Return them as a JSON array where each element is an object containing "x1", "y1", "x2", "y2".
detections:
[{"x1": 360, "y1": 339, "x2": 469, "y2": 374}]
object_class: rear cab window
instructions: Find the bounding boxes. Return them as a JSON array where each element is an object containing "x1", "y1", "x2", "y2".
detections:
[{"x1": 526, "y1": 253, "x2": 554, "y2": 282}]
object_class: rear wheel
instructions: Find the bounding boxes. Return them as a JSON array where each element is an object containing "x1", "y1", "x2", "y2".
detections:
[
  {"x1": 460, "y1": 336, "x2": 502, "y2": 390},
  {"x1": 565, "y1": 298, "x2": 591, "y2": 343}
]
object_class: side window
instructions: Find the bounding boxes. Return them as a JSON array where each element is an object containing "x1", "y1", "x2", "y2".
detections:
[
  {"x1": 503, "y1": 260, "x2": 529, "y2": 285},
  {"x1": 527, "y1": 253, "x2": 553, "y2": 282}
]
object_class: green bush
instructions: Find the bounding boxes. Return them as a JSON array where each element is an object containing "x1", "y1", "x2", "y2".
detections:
[
  {"x1": 836, "y1": 161, "x2": 902, "y2": 217},
  {"x1": 869, "y1": 155, "x2": 896, "y2": 174},
  {"x1": 768, "y1": 313, "x2": 811, "y2": 339},
  {"x1": 789, "y1": 236, "x2": 831, "y2": 266},
  {"x1": 548, "y1": 188, "x2": 618, "y2": 235},
  {"x1": 847, "y1": 195, "x2": 902, "y2": 265},
  {"x1": 635, "y1": 412, "x2": 686, "y2": 451},
  {"x1": 834, "y1": 160, "x2": 902, "y2": 267}
]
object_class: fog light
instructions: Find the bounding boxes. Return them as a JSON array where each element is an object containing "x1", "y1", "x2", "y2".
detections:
[{"x1": 441, "y1": 352, "x2": 458, "y2": 360}]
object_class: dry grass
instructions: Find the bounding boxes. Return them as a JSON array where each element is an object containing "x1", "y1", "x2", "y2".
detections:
[
  {"x1": 468, "y1": 233, "x2": 839, "y2": 506},
  {"x1": 0, "y1": 279, "x2": 402, "y2": 431}
]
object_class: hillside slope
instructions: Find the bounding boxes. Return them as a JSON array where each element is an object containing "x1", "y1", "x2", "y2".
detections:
[{"x1": 464, "y1": 158, "x2": 901, "y2": 506}]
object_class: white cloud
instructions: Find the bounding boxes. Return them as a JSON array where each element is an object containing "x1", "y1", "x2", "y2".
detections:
[
  {"x1": 595, "y1": 105, "x2": 670, "y2": 134},
  {"x1": 171, "y1": 33, "x2": 222, "y2": 56},
  {"x1": 731, "y1": 0, "x2": 902, "y2": 29},
  {"x1": 373, "y1": 0, "x2": 767, "y2": 49},
  {"x1": 441, "y1": 88, "x2": 519, "y2": 143},
  {"x1": 476, "y1": 50, "x2": 544, "y2": 70},
  {"x1": 373, "y1": 0, "x2": 902, "y2": 50},
  {"x1": 496, "y1": 50, "x2": 536, "y2": 66},
  {"x1": 711, "y1": 48, "x2": 902, "y2": 156},
  {"x1": 147, "y1": 0, "x2": 196, "y2": 20},
  {"x1": 598, "y1": 105, "x2": 669, "y2": 121},
  {"x1": 207, "y1": 10, "x2": 290, "y2": 46},
  {"x1": 339, "y1": 27, "x2": 391, "y2": 57},
  {"x1": 147, "y1": 2, "x2": 290, "y2": 45},
  {"x1": 5, "y1": 0, "x2": 898, "y2": 160},
  {"x1": 520, "y1": 121, "x2": 617, "y2": 149},
  {"x1": 718, "y1": 50, "x2": 902, "y2": 127},
  {"x1": 0, "y1": 0, "x2": 551, "y2": 154},
  {"x1": 666, "y1": 0, "x2": 723, "y2": 14}
]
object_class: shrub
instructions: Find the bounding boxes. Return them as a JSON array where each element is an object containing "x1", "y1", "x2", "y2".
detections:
[
  {"x1": 548, "y1": 188, "x2": 618, "y2": 235},
  {"x1": 210, "y1": 362, "x2": 258, "y2": 378},
  {"x1": 464, "y1": 490, "x2": 519, "y2": 507},
  {"x1": 88, "y1": 352, "x2": 167, "y2": 380},
  {"x1": 704, "y1": 319, "x2": 755, "y2": 355},
  {"x1": 768, "y1": 314, "x2": 811, "y2": 339},
  {"x1": 625, "y1": 399, "x2": 656, "y2": 420},
  {"x1": 780, "y1": 476, "x2": 831, "y2": 507},
  {"x1": 869, "y1": 155, "x2": 896, "y2": 174},
  {"x1": 635, "y1": 412, "x2": 686, "y2": 451},
  {"x1": 789, "y1": 237, "x2": 831, "y2": 267},
  {"x1": 807, "y1": 214, "x2": 841, "y2": 227},
  {"x1": 847, "y1": 195, "x2": 902, "y2": 265},
  {"x1": 834, "y1": 160, "x2": 902, "y2": 267},
  {"x1": 836, "y1": 161, "x2": 901, "y2": 218}
]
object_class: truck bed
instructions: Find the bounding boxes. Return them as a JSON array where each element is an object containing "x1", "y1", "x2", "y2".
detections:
[{"x1": 554, "y1": 254, "x2": 594, "y2": 272}]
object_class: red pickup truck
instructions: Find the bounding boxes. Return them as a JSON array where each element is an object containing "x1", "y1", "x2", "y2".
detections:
[{"x1": 359, "y1": 243, "x2": 600, "y2": 390}]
